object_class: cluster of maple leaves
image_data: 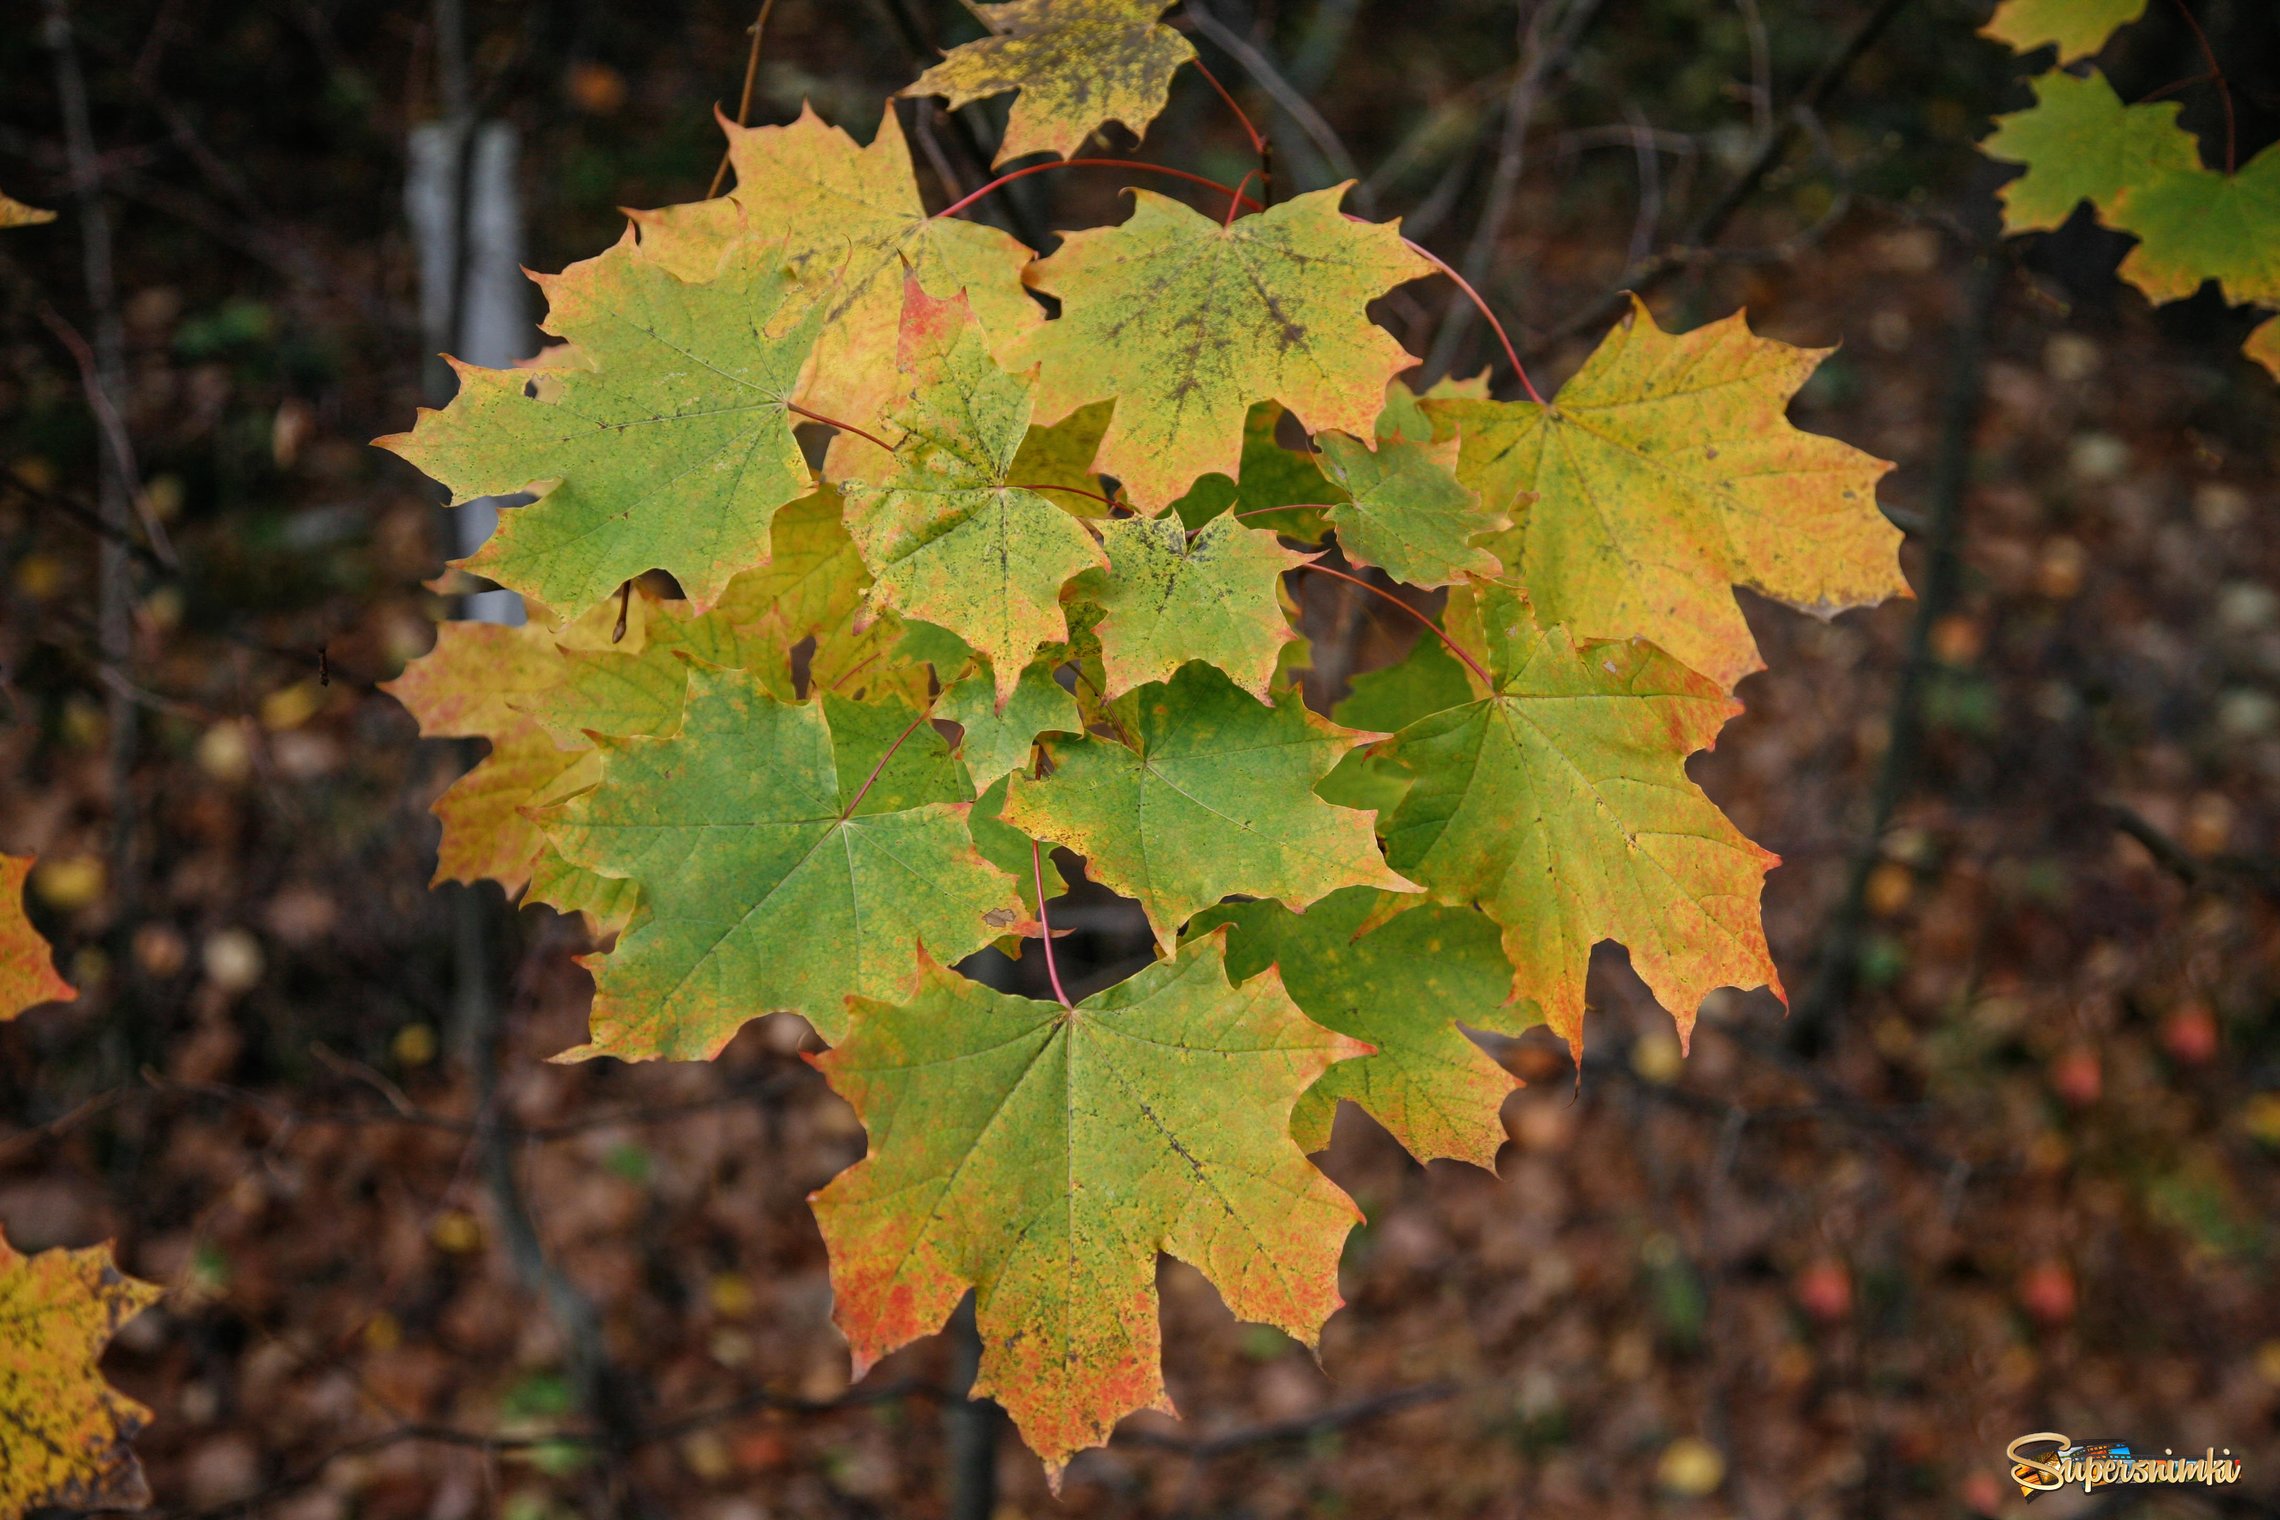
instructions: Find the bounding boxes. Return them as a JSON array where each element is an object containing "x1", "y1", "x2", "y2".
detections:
[
  {"x1": 362, "y1": 0, "x2": 1917, "y2": 1477},
  {"x1": 1980, "y1": 0, "x2": 2280, "y2": 377}
]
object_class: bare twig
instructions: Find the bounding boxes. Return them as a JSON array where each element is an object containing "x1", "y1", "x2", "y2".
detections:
[
  {"x1": 1534, "y1": 0, "x2": 1914, "y2": 353},
  {"x1": 1180, "y1": 1, "x2": 1369, "y2": 212},
  {"x1": 1786, "y1": 249, "x2": 2002, "y2": 1054},
  {"x1": 1424, "y1": 0, "x2": 1605, "y2": 379},
  {"x1": 705, "y1": 0, "x2": 779, "y2": 198}
]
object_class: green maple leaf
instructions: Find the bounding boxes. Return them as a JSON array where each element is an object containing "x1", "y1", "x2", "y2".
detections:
[
  {"x1": 1011, "y1": 186, "x2": 1431, "y2": 509},
  {"x1": 543, "y1": 666, "x2": 1022, "y2": 1056},
  {"x1": 1313, "y1": 427, "x2": 1508, "y2": 588},
  {"x1": 1380, "y1": 585, "x2": 1781, "y2": 1057},
  {"x1": 1424, "y1": 297, "x2": 1902, "y2": 691},
  {"x1": 630, "y1": 105, "x2": 1041, "y2": 436},
  {"x1": 1090, "y1": 513, "x2": 1310, "y2": 701},
  {"x1": 2107, "y1": 142, "x2": 2280, "y2": 308},
  {"x1": 379, "y1": 230, "x2": 822, "y2": 615},
  {"x1": 1981, "y1": 69, "x2": 2198, "y2": 233},
  {"x1": 905, "y1": 0, "x2": 1196, "y2": 165},
  {"x1": 1195, "y1": 887, "x2": 1531, "y2": 1168},
  {"x1": 943, "y1": 661, "x2": 1084, "y2": 788},
  {"x1": 811, "y1": 933, "x2": 1362, "y2": 1477},
  {"x1": 1315, "y1": 632, "x2": 1474, "y2": 814},
  {"x1": 1980, "y1": 0, "x2": 2144, "y2": 61},
  {"x1": 1003, "y1": 662, "x2": 1413, "y2": 947},
  {"x1": 844, "y1": 284, "x2": 1105, "y2": 706}
]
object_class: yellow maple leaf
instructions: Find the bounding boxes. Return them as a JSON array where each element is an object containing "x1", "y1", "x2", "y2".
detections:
[
  {"x1": 905, "y1": 0, "x2": 1196, "y2": 165},
  {"x1": 1427, "y1": 297, "x2": 1904, "y2": 690},
  {"x1": 0, "y1": 1227, "x2": 163, "y2": 1517},
  {"x1": 632, "y1": 105, "x2": 1042, "y2": 437}
]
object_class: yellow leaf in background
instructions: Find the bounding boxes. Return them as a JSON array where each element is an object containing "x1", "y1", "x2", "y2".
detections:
[
  {"x1": 1980, "y1": 0, "x2": 2145, "y2": 63},
  {"x1": 1, "y1": 854, "x2": 77, "y2": 1021},
  {"x1": 0, "y1": 189, "x2": 56, "y2": 229},
  {"x1": 0, "y1": 1226, "x2": 163, "y2": 1517},
  {"x1": 905, "y1": 0, "x2": 1196, "y2": 165}
]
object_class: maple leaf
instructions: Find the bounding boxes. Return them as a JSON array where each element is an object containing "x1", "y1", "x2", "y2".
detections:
[
  {"x1": 843, "y1": 284, "x2": 1105, "y2": 705},
  {"x1": 0, "y1": 1226, "x2": 164, "y2": 1517},
  {"x1": 1425, "y1": 297, "x2": 1902, "y2": 691},
  {"x1": 2106, "y1": 143, "x2": 2280, "y2": 309},
  {"x1": 2247, "y1": 317, "x2": 2280, "y2": 383},
  {"x1": 943, "y1": 662, "x2": 1084, "y2": 789},
  {"x1": 1003, "y1": 662, "x2": 1413, "y2": 947},
  {"x1": 1010, "y1": 186, "x2": 1431, "y2": 508},
  {"x1": 1379, "y1": 585, "x2": 1780, "y2": 1057},
  {"x1": 544, "y1": 665, "x2": 1021, "y2": 1055},
  {"x1": 385, "y1": 606, "x2": 632, "y2": 895},
  {"x1": 707, "y1": 486, "x2": 872, "y2": 695},
  {"x1": 1314, "y1": 631, "x2": 1473, "y2": 813},
  {"x1": 1981, "y1": 69, "x2": 2198, "y2": 233},
  {"x1": 1196, "y1": 887, "x2": 1530, "y2": 1167},
  {"x1": 1313, "y1": 427, "x2": 1508, "y2": 588},
  {"x1": 432, "y1": 725, "x2": 601, "y2": 894},
  {"x1": 905, "y1": 0, "x2": 1196, "y2": 165},
  {"x1": 379, "y1": 229, "x2": 821, "y2": 614},
  {"x1": 1090, "y1": 513, "x2": 1310, "y2": 701},
  {"x1": 2, "y1": 854, "x2": 75, "y2": 1021},
  {"x1": 0, "y1": 189, "x2": 55, "y2": 229},
  {"x1": 633, "y1": 105, "x2": 1041, "y2": 435},
  {"x1": 1168, "y1": 401, "x2": 1343, "y2": 538},
  {"x1": 811, "y1": 933, "x2": 1362, "y2": 1477},
  {"x1": 1980, "y1": 0, "x2": 2144, "y2": 62}
]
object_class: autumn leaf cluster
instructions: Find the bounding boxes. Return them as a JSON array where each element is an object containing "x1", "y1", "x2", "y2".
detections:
[{"x1": 378, "y1": 1, "x2": 1906, "y2": 1477}]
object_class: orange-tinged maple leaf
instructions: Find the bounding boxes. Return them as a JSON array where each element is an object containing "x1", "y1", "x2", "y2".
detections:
[
  {"x1": 632, "y1": 105, "x2": 1042, "y2": 437},
  {"x1": 812, "y1": 935, "x2": 1362, "y2": 1480},
  {"x1": 1, "y1": 854, "x2": 75, "y2": 1021},
  {"x1": 1380, "y1": 584, "x2": 1782, "y2": 1057},
  {"x1": 1009, "y1": 185, "x2": 1431, "y2": 509},
  {"x1": 1426, "y1": 297, "x2": 1903, "y2": 690},
  {"x1": 904, "y1": 0, "x2": 1196, "y2": 165},
  {"x1": 0, "y1": 1226, "x2": 163, "y2": 1517}
]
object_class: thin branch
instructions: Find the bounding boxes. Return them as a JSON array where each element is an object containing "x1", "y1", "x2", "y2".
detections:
[
  {"x1": 1294, "y1": 562, "x2": 1493, "y2": 688},
  {"x1": 706, "y1": 0, "x2": 778, "y2": 197},
  {"x1": 786, "y1": 400, "x2": 895, "y2": 454},
  {"x1": 1425, "y1": 0, "x2": 1604, "y2": 379},
  {"x1": 1534, "y1": 0, "x2": 1913, "y2": 354},
  {"x1": 1188, "y1": 52, "x2": 1265, "y2": 158},
  {"x1": 152, "y1": 1381, "x2": 942, "y2": 1520},
  {"x1": 1786, "y1": 249, "x2": 2001, "y2": 1054},
  {"x1": 1397, "y1": 233, "x2": 1545, "y2": 404},
  {"x1": 2166, "y1": 0, "x2": 2234, "y2": 173},
  {"x1": 1033, "y1": 841, "x2": 1074, "y2": 1009},
  {"x1": 1180, "y1": 0, "x2": 1369, "y2": 212},
  {"x1": 934, "y1": 157, "x2": 1261, "y2": 220}
]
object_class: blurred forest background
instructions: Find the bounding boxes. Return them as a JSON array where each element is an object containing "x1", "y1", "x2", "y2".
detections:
[{"x1": 3, "y1": 0, "x2": 2278, "y2": 1516}]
